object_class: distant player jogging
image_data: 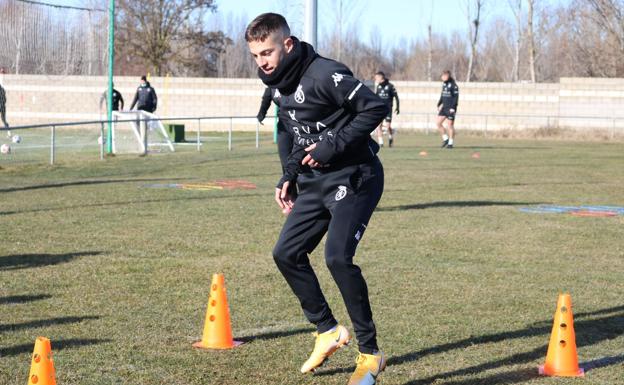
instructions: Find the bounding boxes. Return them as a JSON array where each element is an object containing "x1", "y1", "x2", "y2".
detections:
[
  {"x1": 257, "y1": 86, "x2": 293, "y2": 172},
  {"x1": 247, "y1": 13, "x2": 388, "y2": 385},
  {"x1": 0, "y1": 82, "x2": 9, "y2": 137},
  {"x1": 436, "y1": 70, "x2": 459, "y2": 148},
  {"x1": 374, "y1": 71, "x2": 399, "y2": 147}
]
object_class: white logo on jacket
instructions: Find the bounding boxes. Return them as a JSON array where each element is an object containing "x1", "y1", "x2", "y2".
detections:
[
  {"x1": 288, "y1": 110, "x2": 297, "y2": 122},
  {"x1": 332, "y1": 73, "x2": 344, "y2": 87},
  {"x1": 335, "y1": 185, "x2": 348, "y2": 201},
  {"x1": 274, "y1": 89, "x2": 281, "y2": 98},
  {"x1": 294, "y1": 85, "x2": 305, "y2": 103}
]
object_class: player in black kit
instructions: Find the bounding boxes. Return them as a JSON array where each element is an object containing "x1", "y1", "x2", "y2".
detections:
[
  {"x1": 373, "y1": 71, "x2": 399, "y2": 148},
  {"x1": 246, "y1": 13, "x2": 387, "y2": 385},
  {"x1": 257, "y1": 86, "x2": 293, "y2": 172},
  {"x1": 436, "y1": 70, "x2": 459, "y2": 148}
]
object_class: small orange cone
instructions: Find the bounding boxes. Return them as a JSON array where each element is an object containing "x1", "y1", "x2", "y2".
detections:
[
  {"x1": 27, "y1": 337, "x2": 56, "y2": 385},
  {"x1": 192, "y1": 273, "x2": 243, "y2": 350},
  {"x1": 419, "y1": 151, "x2": 428, "y2": 157},
  {"x1": 539, "y1": 293, "x2": 584, "y2": 377},
  {"x1": 471, "y1": 152, "x2": 480, "y2": 159}
]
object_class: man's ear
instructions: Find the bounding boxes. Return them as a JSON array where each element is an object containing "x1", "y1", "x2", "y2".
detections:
[{"x1": 284, "y1": 36, "x2": 294, "y2": 53}]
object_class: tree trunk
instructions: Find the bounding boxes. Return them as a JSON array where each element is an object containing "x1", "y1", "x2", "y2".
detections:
[
  {"x1": 466, "y1": 0, "x2": 483, "y2": 82},
  {"x1": 509, "y1": 0, "x2": 522, "y2": 82},
  {"x1": 427, "y1": 24, "x2": 433, "y2": 81},
  {"x1": 527, "y1": 0, "x2": 536, "y2": 82}
]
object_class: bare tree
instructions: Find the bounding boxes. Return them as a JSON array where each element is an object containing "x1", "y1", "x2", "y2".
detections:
[
  {"x1": 465, "y1": 0, "x2": 484, "y2": 82},
  {"x1": 508, "y1": 0, "x2": 522, "y2": 81},
  {"x1": 587, "y1": 0, "x2": 624, "y2": 76},
  {"x1": 526, "y1": 0, "x2": 537, "y2": 82}
]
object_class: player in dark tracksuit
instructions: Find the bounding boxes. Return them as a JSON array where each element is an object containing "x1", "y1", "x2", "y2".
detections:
[
  {"x1": 130, "y1": 76, "x2": 157, "y2": 113},
  {"x1": 99, "y1": 85, "x2": 125, "y2": 112},
  {"x1": 246, "y1": 13, "x2": 387, "y2": 385},
  {"x1": 437, "y1": 70, "x2": 459, "y2": 148},
  {"x1": 373, "y1": 71, "x2": 399, "y2": 147},
  {"x1": 0, "y1": 83, "x2": 9, "y2": 136},
  {"x1": 257, "y1": 86, "x2": 293, "y2": 172}
]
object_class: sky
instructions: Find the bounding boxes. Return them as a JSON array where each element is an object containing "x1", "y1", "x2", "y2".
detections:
[{"x1": 50, "y1": 0, "x2": 570, "y2": 45}]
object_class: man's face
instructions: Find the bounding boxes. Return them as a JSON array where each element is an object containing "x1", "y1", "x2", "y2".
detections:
[
  {"x1": 441, "y1": 73, "x2": 449, "y2": 82},
  {"x1": 374, "y1": 74, "x2": 384, "y2": 84},
  {"x1": 248, "y1": 32, "x2": 293, "y2": 75}
]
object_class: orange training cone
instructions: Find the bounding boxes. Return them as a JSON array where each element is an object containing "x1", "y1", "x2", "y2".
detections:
[
  {"x1": 27, "y1": 337, "x2": 57, "y2": 385},
  {"x1": 192, "y1": 273, "x2": 243, "y2": 350},
  {"x1": 539, "y1": 293, "x2": 584, "y2": 377}
]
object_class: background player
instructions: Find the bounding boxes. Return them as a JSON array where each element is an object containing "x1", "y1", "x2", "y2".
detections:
[
  {"x1": 130, "y1": 76, "x2": 157, "y2": 113},
  {"x1": 436, "y1": 70, "x2": 459, "y2": 148},
  {"x1": 373, "y1": 71, "x2": 399, "y2": 147},
  {"x1": 99, "y1": 83, "x2": 125, "y2": 113},
  {"x1": 247, "y1": 13, "x2": 388, "y2": 385},
  {"x1": 257, "y1": 86, "x2": 292, "y2": 172}
]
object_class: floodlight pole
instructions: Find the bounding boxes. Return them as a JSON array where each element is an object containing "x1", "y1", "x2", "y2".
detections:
[
  {"x1": 303, "y1": 0, "x2": 317, "y2": 49},
  {"x1": 106, "y1": 0, "x2": 115, "y2": 154}
]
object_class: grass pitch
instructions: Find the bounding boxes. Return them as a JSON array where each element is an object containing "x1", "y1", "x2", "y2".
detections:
[{"x1": 1, "y1": 133, "x2": 623, "y2": 385}]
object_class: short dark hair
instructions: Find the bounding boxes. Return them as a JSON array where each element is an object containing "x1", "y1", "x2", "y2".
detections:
[
  {"x1": 140, "y1": 75, "x2": 147, "y2": 81},
  {"x1": 245, "y1": 13, "x2": 290, "y2": 42},
  {"x1": 442, "y1": 70, "x2": 452, "y2": 76},
  {"x1": 375, "y1": 71, "x2": 386, "y2": 78}
]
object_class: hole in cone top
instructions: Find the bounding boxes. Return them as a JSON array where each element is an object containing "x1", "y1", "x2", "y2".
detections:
[
  {"x1": 209, "y1": 315, "x2": 216, "y2": 322},
  {"x1": 33, "y1": 353, "x2": 41, "y2": 363},
  {"x1": 560, "y1": 322, "x2": 567, "y2": 329},
  {"x1": 212, "y1": 284, "x2": 218, "y2": 291},
  {"x1": 31, "y1": 375, "x2": 39, "y2": 384},
  {"x1": 561, "y1": 306, "x2": 568, "y2": 313},
  {"x1": 210, "y1": 300, "x2": 217, "y2": 307},
  {"x1": 559, "y1": 340, "x2": 567, "y2": 348}
]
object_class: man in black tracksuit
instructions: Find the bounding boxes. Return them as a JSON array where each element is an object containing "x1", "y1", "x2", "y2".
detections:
[
  {"x1": 374, "y1": 71, "x2": 399, "y2": 147},
  {"x1": 99, "y1": 84, "x2": 125, "y2": 112},
  {"x1": 257, "y1": 86, "x2": 293, "y2": 172},
  {"x1": 130, "y1": 76, "x2": 157, "y2": 113},
  {"x1": 246, "y1": 13, "x2": 387, "y2": 385},
  {"x1": 437, "y1": 70, "x2": 459, "y2": 148},
  {"x1": 0, "y1": 83, "x2": 8, "y2": 132}
]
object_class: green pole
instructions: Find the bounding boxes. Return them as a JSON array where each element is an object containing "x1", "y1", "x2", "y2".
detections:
[
  {"x1": 106, "y1": 0, "x2": 115, "y2": 154},
  {"x1": 273, "y1": 105, "x2": 278, "y2": 144}
]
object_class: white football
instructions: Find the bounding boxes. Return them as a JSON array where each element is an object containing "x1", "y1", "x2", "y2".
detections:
[
  {"x1": 1, "y1": 143, "x2": 10, "y2": 154},
  {"x1": 11, "y1": 135, "x2": 21, "y2": 143}
]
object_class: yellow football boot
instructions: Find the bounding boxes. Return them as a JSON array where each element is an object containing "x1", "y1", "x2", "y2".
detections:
[
  {"x1": 300, "y1": 325, "x2": 351, "y2": 373},
  {"x1": 347, "y1": 351, "x2": 386, "y2": 385}
]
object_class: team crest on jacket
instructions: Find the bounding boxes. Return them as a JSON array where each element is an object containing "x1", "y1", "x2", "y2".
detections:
[
  {"x1": 295, "y1": 84, "x2": 305, "y2": 103},
  {"x1": 335, "y1": 185, "x2": 347, "y2": 201}
]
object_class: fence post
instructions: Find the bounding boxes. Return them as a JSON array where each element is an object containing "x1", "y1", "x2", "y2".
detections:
[
  {"x1": 425, "y1": 113, "x2": 429, "y2": 135},
  {"x1": 256, "y1": 120, "x2": 260, "y2": 149},
  {"x1": 228, "y1": 117, "x2": 233, "y2": 151},
  {"x1": 50, "y1": 125, "x2": 56, "y2": 165},
  {"x1": 197, "y1": 118, "x2": 201, "y2": 152},
  {"x1": 484, "y1": 115, "x2": 488, "y2": 136},
  {"x1": 100, "y1": 122, "x2": 105, "y2": 160}
]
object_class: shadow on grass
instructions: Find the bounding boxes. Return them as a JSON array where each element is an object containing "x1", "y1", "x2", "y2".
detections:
[
  {"x1": 239, "y1": 326, "x2": 314, "y2": 343},
  {"x1": 0, "y1": 338, "x2": 111, "y2": 357},
  {"x1": 0, "y1": 251, "x2": 102, "y2": 270},
  {"x1": 0, "y1": 177, "x2": 187, "y2": 193},
  {"x1": 0, "y1": 315, "x2": 100, "y2": 333},
  {"x1": 0, "y1": 193, "x2": 266, "y2": 216},
  {"x1": 0, "y1": 294, "x2": 52, "y2": 305},
  {"x1": 377, "y1": 201, "x2": 542, "y2": 212},
  {"x1": 315, "y1": 304, "x2": 624, "y2": 385}
]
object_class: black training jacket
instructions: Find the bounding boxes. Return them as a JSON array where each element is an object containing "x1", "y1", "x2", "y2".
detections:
[
  {"x1": 437, "y1": 79, "x2": 459, "y2": 110},
  {"x1": 375, "y1": 80, "x2": 399, "y2": 110},
  {"x1": 277, "y1": 58, "x2": 388, "y2": 188},
  {"x1": 130, "y1": 83, "x2": 157, "y2": 112}
]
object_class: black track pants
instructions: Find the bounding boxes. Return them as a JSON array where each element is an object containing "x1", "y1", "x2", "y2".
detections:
[
  {"x1": 272, "y1": 157, "x2": 384, "y2": 354},
  {"x1": 0, "y1": 105, "x2": 7, "y2": 127}
]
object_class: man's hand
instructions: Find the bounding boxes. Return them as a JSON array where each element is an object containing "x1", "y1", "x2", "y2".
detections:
[
  {"x1": 395, "y1": 108, "x2": 400, "y2": 115},
  {"x1": 302, "y1": 143, "x2": 322, "y2": 168},
  {"x1": 449, "y1": 108, "x2": 455, "y2": 114},
  {"x1": 275, "y1": 181, "x2": 295, "y2": 215}
]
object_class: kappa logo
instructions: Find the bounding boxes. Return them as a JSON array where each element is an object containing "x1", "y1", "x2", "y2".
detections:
[
  {"x1": 274, "y1": 89, "x2": 281, "y2": 98},
  {"x1": 294, "y1": 84, "x2": 305, "y2": 103},
  {"x1": 332, "y1": 72, "x2": 344, "y2": 87},
  {"x1": 335, "y1": 185, "x2": 348, "y2": 201}
]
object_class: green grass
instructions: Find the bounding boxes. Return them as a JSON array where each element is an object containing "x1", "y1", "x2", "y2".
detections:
[{"x1": 1, "y1": 133, "x2": 623, "y2": 385}]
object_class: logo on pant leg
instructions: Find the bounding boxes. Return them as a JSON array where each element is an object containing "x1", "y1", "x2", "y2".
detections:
[{"x1": 335, "y1": 185, "x2": 347, "y2": 201}]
